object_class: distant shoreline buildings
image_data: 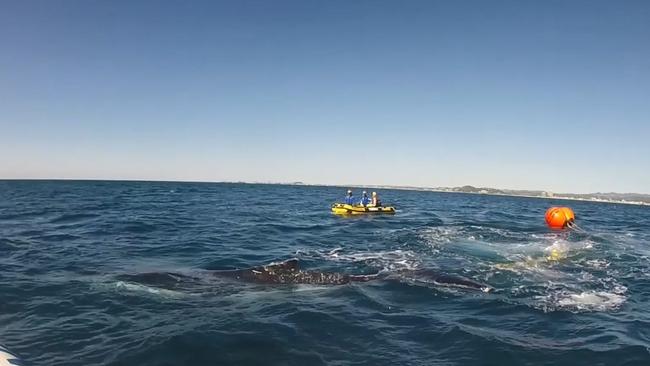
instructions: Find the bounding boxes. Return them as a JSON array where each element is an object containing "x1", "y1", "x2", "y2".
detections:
[{"x1": 331, "y1": 184, "x2": 650, "y2": 206}]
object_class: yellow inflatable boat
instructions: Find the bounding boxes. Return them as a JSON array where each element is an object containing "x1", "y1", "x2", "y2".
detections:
[{"x1": 331, "y1": 203, "x2": 396, "y2": 215}]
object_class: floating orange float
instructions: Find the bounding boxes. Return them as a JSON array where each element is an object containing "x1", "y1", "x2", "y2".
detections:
[{"x1": 545, "y1": 206, "x2": 575, "y2": 229}]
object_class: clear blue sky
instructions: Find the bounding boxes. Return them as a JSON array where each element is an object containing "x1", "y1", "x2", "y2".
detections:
[{"x1": 1, "y1": 0, "x2": 648, "y2": 193}]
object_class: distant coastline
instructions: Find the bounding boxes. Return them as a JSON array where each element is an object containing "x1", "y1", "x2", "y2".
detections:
[
  {"x1": 203, "y1": 180, "x2": 650, "y2": 206},
  {"x1": 284, "y1": 182, "x2": 650, "y2": 206},
  {"x1": 333, "y1": 184, "x2": 650, "y2": 206},
  {"x1": 2, "y1": 179, "x2": 648, "y2": 206}
]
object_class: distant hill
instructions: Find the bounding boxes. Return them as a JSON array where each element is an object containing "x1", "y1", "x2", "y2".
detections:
[
  {"x1": 244, "y1": 181, "x2": 649, "y2": 206},
  {"x1": 432, "y1": 185, "x2": 650, "y2": 205}
]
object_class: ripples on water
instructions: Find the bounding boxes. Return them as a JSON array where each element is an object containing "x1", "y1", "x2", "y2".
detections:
[{"x1": 1, "y1": 181, "x2": 649, "y2": 365}]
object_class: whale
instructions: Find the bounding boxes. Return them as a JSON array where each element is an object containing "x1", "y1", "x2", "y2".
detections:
[
  {"x1": 396, "y1": 269, "x2": 493, "y2": 292},
  {"x1": 117, "y1": 259, "x2": 492, "y2": 292},
  {"x1": 117, "y1": 259, "x2": 378, "y2": 287}
]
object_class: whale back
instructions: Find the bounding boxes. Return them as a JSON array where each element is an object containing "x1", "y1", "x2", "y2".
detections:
[{"x1": 262, "y1": 258, "x2": 300, "y2": 273}]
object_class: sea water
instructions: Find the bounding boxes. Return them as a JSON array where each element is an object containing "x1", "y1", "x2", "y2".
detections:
[{"x1": 1, "y1": 181, "x2": 649, "y2": 365}]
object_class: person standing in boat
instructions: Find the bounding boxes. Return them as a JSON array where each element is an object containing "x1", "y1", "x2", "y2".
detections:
[
  {"x1": 344, "y1": 189, "x2": 355, "y2": 204},
  {"x1": 360, "y1": 191, "x2": 371, "y2": 206},
  {"x1": 371, "y1": 192, "x2": 382, "y2": 207}
]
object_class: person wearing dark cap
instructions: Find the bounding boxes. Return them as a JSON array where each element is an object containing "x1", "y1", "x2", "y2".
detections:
[
  {"x1": 344, "y1": 189, "x2": 355, "y2": 205},
  {"x1": 360, "y1": 191, "x2": 371, "y2": 206}
]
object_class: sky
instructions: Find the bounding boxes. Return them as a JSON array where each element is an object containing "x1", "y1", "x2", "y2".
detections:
[{"x1": 1, "y1": 0, "x2": 649, "y2": 193}]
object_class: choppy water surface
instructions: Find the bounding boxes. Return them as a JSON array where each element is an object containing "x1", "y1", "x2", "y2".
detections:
[{"x1": 1, "y1": 181, "x2": 649, "y2": 365}]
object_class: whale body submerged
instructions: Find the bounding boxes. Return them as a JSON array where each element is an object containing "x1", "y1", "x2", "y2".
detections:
[{"x1": 118, "y1": 259, "x2": 493, "y2": 292}]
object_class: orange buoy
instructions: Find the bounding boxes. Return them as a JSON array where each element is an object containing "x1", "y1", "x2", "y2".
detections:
[
  {"x1": 544, "y1": 207, "x2": 557, "y2": 224},
  {"x1": 559, "y1": 207, "x2": 575, "y2": 222},
  {"x1": 545, "y1": 206, "x2": 575, "y2": 229}
]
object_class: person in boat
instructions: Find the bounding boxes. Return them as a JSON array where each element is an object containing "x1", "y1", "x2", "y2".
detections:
[
  {"x1": 371, "y1": 192, "x2": 382, "y2": 207},
  {"x1": 360, "y1": 191, "x2": 371, "y2": 206},
  {"x1": 344, "y1": 189, "x2": 355, "y2": 205}
]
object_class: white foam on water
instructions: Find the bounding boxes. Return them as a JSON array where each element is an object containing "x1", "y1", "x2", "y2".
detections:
[
  {"x1": 419, "y1": 226, "x2": 514, "y2": 262},
  {"x1": 221, "y1": 285, "x2": 339, "y2": 305},
  {"x1": 544, "y1": 240, "x2": 571, "y2": 261},
  {"x1": 489, "y1": 231, "x2": 629, "y2": 314},
  {"x1": 531, "y1": 233, "x2": 558, "y2": 240},
  {"x1": 492, "y1": 258, "x2": 569, "y2": 281},
  {"x1": 546, "y1": 238, "x2": 594, "y2": 254},
  {"x1": 418, "y1": 226, "x2": 464, "y2": 247},
  {"x1": 555, "y1": 291, "x2": 626, "y2": 312},
  {"x1": 528, "y1": 281, "x2": 628, "y2": 313},
  {"x1": 297, "y1": 247, "x2": 423, "y2": 273},
  {"x1": 322, "y1": 249, "x2": 421, "y2": 271},
  {"x1": 495, "y1": 238, "x2": 594, "y2": 267},
  {"x1": 584, "y1": 259, "x2": 610, "y2": 269},
  {"x1": 466, "y1": 225, "x2": 524, "y2": 240},
  {"x1": 328, "y1": 247, "x2": 343, "y2": 255},
  {"x1": 421, "y1": 226, "x2": 594, "y2": 265},
  {"x1": 113, "y1": 281, "x2": 185, "y2": 298},
  {"x1": 528, "y1": 268, "x2": 569, "y2": 281}
]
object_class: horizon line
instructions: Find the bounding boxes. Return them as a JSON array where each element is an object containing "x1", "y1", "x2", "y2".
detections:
[{"x1": 1, "y1": 177, "x2": 648, "y2": 197}]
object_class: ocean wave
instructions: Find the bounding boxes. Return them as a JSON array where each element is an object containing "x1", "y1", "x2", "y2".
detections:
[{"x1": 49, "y1": 213, "x2": 101, "y2": 224}]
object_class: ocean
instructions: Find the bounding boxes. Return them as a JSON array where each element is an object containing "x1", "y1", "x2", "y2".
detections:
[{"x1": 1, "y1": 180, "x2": 649, "y2": 365}]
